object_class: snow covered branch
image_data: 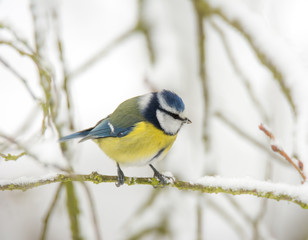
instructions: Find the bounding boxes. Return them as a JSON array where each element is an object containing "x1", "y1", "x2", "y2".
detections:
[{"x1": 1, "y1": 172, "x2": 308, "y2": 209}]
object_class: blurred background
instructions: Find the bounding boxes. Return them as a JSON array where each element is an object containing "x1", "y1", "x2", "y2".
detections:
[{"x1": 1, "y1": 0, "x2": 308, "y2": 239}]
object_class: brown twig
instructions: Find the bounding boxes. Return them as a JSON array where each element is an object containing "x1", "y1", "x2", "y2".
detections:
[{"x1": 259, "y1": 123, "x2": 306, "y2": 183}]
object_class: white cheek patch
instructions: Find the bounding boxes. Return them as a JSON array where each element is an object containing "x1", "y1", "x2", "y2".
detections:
[
  {"x1": 156, "y1": 110, "x2": 182, "y2": 135},
  {"x1": 138, "y1": 93, "x2": 153, "y2": 112}
]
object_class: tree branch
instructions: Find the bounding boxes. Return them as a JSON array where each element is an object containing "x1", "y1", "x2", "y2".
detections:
[
  {"x1": 1, "y1": 172, "x2": 308, "y2": 209},
  {"x1": 193, "y1": 0, "x2": 296, "y2": 115},
  {"x1": 191, "y1": 0, "x2": 210, "y2": 150},
  {"x1": 259, "y1": 124, "x2": 306, "y2": 182}
]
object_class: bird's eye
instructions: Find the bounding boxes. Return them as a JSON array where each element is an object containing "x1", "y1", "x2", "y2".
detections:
[{"x1": 158, "y1": 108, "x2": 184, "y2": 121}]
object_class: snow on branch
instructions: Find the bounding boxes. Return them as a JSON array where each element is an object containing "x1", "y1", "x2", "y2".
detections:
[
  {"x1": 1, "y1": 172, "x2": 308, "y2": 209},
  {"x1": 259, "y1": 123, "x2": 306, "y2": 183}
]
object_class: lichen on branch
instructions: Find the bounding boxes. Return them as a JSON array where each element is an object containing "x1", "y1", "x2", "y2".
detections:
[{"x1": 1, "y1": 172, "x2": 308, "y2": 209}]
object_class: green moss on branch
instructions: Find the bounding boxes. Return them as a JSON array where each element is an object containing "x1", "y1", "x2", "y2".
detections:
[{"x1": 1, "y1": 172, "x2": 307, "y2": 209}]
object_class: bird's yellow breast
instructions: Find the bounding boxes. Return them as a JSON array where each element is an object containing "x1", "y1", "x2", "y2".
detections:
[{"x1": 94, "y1": 122, "x2": 177, "y2": 165}]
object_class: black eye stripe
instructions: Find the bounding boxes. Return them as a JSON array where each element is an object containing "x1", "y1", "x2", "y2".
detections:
[{"x1": 158, "y1": 108, "x2": 184, "y2": 121}]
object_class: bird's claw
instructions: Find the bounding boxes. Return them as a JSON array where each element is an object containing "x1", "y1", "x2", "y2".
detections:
[
  {"x1": 150, "y1": 164, "x2": 174, "y2": 188},
  {"x1": 153, "y1": 171, "x2": 172, "y2": 187},
  {"x1": 116, "y1": 163, "x2": 125, "y2": 187}
]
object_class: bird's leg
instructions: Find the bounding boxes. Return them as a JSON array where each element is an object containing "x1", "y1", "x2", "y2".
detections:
[
  {"x1": 116, "y1": 163, "x2": 125, "y2": 187},
  {"x1": 149, "y1": 164, "x2": 171, "y2": 187}
]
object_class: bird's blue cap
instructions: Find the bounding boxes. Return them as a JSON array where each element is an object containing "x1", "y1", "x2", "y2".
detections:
[{"x1": 160, "y1": 90, "x2": 185, "y2": 112}]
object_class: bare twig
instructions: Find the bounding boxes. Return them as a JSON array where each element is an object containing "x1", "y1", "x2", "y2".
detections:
[
  {"x1": 209, "y1": 20, "x2": 269, "y2": 123},
  {"x1": 213, "y1": 9, "x2": 295, "y2": 115},
  {"x1": 191, "y1": 0, "x2": 210, "y2": 150},
  {"x1": 127, "y1": 216, "x2": 171, "y2": 240},
  {"x1": 0, "y1": 56, "x2": 39, "y2": 101},
  {"x1": 68, "y1": 0, "x2": 155, "y2": 80},
  {"x1": 68, "y1": 28, "x2": 135, "y2": 79},
  {"x1": 81, "y1": 182, "x2": 102, "y2": 240},
  {"x1": 196, "y1": 198, "x2": 203, "y2": 240},
  {"x1": 52, "y1": 9, "x2": 75, "y2": 132},
  {"x1": 205, "y1": 198, "x2": 247, "y2": 240},
  {"x1": 40, "y1": 183, "x2": 64, "y2": 240},
  {"x1": 0, "y1": 40, "x2": 34, "y2": 58},
  {"x1": 259, "y1": 123, "x2": 306, "y2": 182},
  {"x1": 135, "y1": 0, "x2": 155, "y2": 64},
  {"x1": 65, "y1": 182, "x2": 82, "y2": 240},
  {"x1": 0, "y1": 132, "x2": 66, "y2": 171},
  {"x1": 252, "y1": 158, "x2": 272, "y2": 240},
  {"x1": 225, "y1": 195, "x2": 253, "y2": 223},
  {"x1": 214, "y1": 112, "x2": 287, "y2": 165},
  {"x1": 0, "y1": 22, "x2": 35, "y2": 53},
  {"x1": 192, "y1": 0, "x2": 296, "y2": 115}
]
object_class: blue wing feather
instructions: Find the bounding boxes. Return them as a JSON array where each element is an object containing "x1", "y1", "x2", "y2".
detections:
[
  {"x1": 79, "y1": 118, "x2": 134, "y2": 142},
  {"x1": 60, "y1": 116, "x2": 136, "y2": 143},
  {"x1": 87, "y1": 119, "x2": 113, "y2": 137},
  {"x1": 59, "y1": 129, "x2": 92, "y2": 142}
]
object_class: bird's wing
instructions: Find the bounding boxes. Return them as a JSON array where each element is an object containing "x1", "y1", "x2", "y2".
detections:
[
  {"x1": 70, "y1": 96, "x2": 146, "y2": 142},
  {"x1": 78, "y1": 117, "x2": 132, "y2": 142},
  {"x1": 108, "y1": 96, "x2": 145, "y2": 128}
]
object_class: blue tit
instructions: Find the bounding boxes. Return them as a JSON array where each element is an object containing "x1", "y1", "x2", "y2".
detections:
[{"x1": 60, "y1": 89, "x2": 191, "y2": 186}]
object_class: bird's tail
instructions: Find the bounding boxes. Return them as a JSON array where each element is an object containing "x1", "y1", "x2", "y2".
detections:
[{"x1": 59, "y1": 128, "x2": 93, "y2": 142}]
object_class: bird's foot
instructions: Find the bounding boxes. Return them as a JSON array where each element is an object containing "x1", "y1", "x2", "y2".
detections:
[
  {"x1": 149, "y1": 164, "x2": 174, "y2": 187},
  {"x1": 116, "y1": 163, "x2": 125, "y2": 187}
]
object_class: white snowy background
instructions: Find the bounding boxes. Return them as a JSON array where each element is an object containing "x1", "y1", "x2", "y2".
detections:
[{"x1": 1, "y1": 0, "x2": 308, "y2": 239}]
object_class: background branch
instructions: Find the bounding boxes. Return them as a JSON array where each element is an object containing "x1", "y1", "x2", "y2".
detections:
[{"x1": 259, "y1": 124, "x2": 306, "y2": 182}]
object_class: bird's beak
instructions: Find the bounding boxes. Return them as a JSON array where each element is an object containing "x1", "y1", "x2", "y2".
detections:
[{"x1": 184, "y1": 117, "x2": 192, "y2": 124}]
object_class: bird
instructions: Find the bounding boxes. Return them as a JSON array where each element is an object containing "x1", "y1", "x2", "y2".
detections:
[{"x1": 59, "y1": 89, "x2": 191, "y2": 187}]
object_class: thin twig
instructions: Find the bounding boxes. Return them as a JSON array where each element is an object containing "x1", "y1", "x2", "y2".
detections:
[
  {"x1": 251, "y1": 157, "x2": 271, "y2": 240},
  {"x1": 0, "y1": 132, "x2": 66, "y2": 171},
  {"x1": 214, "y1": 112, "x2": 287, "y2": 165},
  {"x1": 196, "y1": 197, "x2": 203, "y2": 240},
  {"x1": 68, "y1": 28, "x2": 135, "y2": 79},
  {"x1": 192, "y1": 0, "x2": 296, "y2": 115},
  {"x1": 40, "y1": 183, "x2": 64, "y2": 240},
  {"x1": 68, "y1": 0, "x2": 154, "y2": 80},
  {"x1": 205, "y1": 198, "x2": 247, "y2": 240},
  {"x1": 135, "y1": 0, "x2": 155, "y2": 64},
  {"x1": 65, "y1": 182, "x2": 82, "y2": 240},
  {"x1": 0, "y1": 40, "x2": 34, "y2": 58},
  {"x1": 127, "y1": 216, "x2": 170, "y2": 240},
  {"x1": 259, "y1": 123, "x2": 306, "y2": 183},
  {"x1": 81, "y1": 182, "x2": 102, "y2": 240},
  {"x1": 52, "y1": 9, "x2": 75, "y2": 132},
  {"x1": 0, "y1": 56, "x2": 39, "y2": 101},
  {"x1": 225, "y1": 195, "x2": 253, "y2": 223},
  {"x1": 191, "y1": 0, "x2": 210, "y2": 150},
  {"x1": 0, "y1": 22, "x2": 35, "y2": 53},
  {"x1": 209, "y1": 20, "x2": 269, "y2": 123}
]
